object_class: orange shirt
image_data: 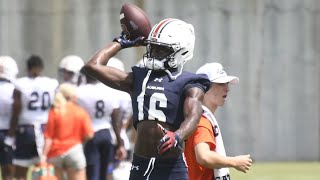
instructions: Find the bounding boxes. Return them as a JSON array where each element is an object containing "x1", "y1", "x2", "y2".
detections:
[
  {"x1": 185, "y1": 115, "x2": 216, "y2": 180},
  {"x1": 44, "y1": 102, "x2": 93, "y2": 158}
]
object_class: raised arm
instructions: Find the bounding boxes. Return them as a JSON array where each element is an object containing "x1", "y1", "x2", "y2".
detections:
[
  {"x1": 83, "y1": 42, "x2": 133, "y2": 93},
  {"x1": 83, "y1": 34, "x2": 146, "y2": 94}
]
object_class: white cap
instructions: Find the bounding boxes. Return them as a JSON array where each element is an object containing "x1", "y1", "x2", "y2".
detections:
[
  {"x1": 196, "y1": 62, "x2": 239, "y2": 84},
  {"x1": 107, "y1": 57, "x2": 125, "y2": 71},
  {"x1": 0, "y1": 56, "x2": 19, "y2": 81},
  {"x1": 59, "y1": 55, "x2": 84, "y2": 73}
]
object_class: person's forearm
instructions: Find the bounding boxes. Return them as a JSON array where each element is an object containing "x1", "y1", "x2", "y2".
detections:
[
  {"x1": 207, "y1": 154, "x2": 235, "y2": 169},
  {"x1": 85, "y1": 42, "x2": 121, "y2": 68},
  {"x1": 112, "y1": 119, "x2": 124, "y2": 147},
  {"x1": 42, "y1": 138, "x2": 53, "y2": 157},
  {"x1": 112, "y1": 108, "x2": 124, "y2": 147},
  {"x1": 8, "y1": 90, "x2": 22, "y2": 136},
  {"x1": 83, "y1": 42, "x2": 130, "y2": 91},
  {"x1": 198, "y1": 151, "x2": 236, "y2": 169},
  {"x1": 8, "y1": 115, "x2": 19, "y2": 136}
]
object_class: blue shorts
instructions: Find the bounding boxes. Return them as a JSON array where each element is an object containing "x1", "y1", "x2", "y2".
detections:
[
  {"x1": 14, "y1": 124, "x2": 45, "y2": 166},
  {"x1": 129, "y1": 154, "x2": 188, "y2": 180},
  {"x1": 0, "y1": 130, "x2": 14, "y2": 165},
  {"x1": 84, "y1": 128, "x2": 115, "y2": 180}
]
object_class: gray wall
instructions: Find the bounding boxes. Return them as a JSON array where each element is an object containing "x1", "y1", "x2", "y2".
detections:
[{"x1": 0, "y1": 0, "x2": 319, "y2": 161}]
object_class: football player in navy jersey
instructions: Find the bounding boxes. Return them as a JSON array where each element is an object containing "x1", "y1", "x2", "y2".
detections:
[{"x1": 83, "y1": 18, "x2": 211, "y2": 180}]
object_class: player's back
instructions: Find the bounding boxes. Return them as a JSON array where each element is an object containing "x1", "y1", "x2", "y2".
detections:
[
  {"x1": 16, "y1": 76, "x2": 58, "y2": 125},
  {"x1": 0, "y1": 80, "x2": 15, "y2": 129},
  {"x1": 77, "y1": 82, "x2": 120, "y2": 132}
]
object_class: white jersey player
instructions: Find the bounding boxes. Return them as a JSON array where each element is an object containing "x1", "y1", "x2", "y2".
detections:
[
  {"x1": 107, "y1": 58, "x2": 133, "y2": 180},
  {"x1": 77, "y1": 71, "x2": 126, "y2": 180},
  {"x1": 0, "y1": 56, "x2": 19, "y2": 180},
  {"x1": 77, "y1": 82, "x2": 120, "y2": 132},
  {"x1": 0, "y1": 56, "x2": 18, "y2": 130},
  {"x1": 8, "y1": 55, "x2": 58, "y2": 180},
  {"x1": 108, "y1": 58, "x2": 133, "y2": 154}
]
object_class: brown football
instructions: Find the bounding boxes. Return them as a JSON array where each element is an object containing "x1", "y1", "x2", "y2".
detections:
[{"x1": 120, "y1": 3, "x2": 151, "y2": 40}]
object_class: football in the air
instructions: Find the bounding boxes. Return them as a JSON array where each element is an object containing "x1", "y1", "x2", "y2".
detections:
[{"x1": 119, "y1": 3, "x2": 151, "y2": 40}]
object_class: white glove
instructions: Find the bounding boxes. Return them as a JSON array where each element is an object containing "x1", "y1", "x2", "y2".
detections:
[{"x1": 4, "y1": 136, "x2": 15, "y2": 147}]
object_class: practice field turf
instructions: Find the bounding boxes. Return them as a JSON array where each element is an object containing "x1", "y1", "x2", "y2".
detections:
[
  {"x1": 230, "y1": 162, "x2": 320, "y2": 180},
  {"x1": 1, "y1": 162, "x2": 320, "y2": 179}
]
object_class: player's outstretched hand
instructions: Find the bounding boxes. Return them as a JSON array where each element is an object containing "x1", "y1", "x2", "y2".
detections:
[
  {"x1": 233, "y1": 154, "x2": 253, "y2": 173},
  {"x1": 113, "y1": 32, "x2": 145, "y2": 48},
  {"x1": 157, "y1": 123, "x2": 183, "y2": 155}
]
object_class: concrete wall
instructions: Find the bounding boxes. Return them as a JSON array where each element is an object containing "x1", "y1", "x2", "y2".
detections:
[{"x1": 0, "y1": 0, "x2": 319, "y2": 161}]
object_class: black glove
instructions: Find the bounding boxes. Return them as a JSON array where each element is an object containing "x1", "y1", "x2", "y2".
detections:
[
  {"x1": 113, "y1": 32, "x2": 145, "y2": 48},
  {"x1": 157, "y1": 124, "x2": 183, "y2": 155}
]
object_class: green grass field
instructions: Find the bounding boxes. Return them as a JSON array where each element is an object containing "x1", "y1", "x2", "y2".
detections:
[
  {"x1": 1, "y1": 162, "x2": 320, "y2": 180},
  {"x1": 230, "y1": 162, "x2": 320, "y2": 180}
]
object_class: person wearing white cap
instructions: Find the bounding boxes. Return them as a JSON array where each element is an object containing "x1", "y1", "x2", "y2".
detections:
[{"x1": 184, "y1": 62, "x2": 252, "y2": 180}]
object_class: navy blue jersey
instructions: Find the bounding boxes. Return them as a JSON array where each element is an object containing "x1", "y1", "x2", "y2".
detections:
[{"x1": 131, "y1": 66, "x2": 211, "y2": 129}]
